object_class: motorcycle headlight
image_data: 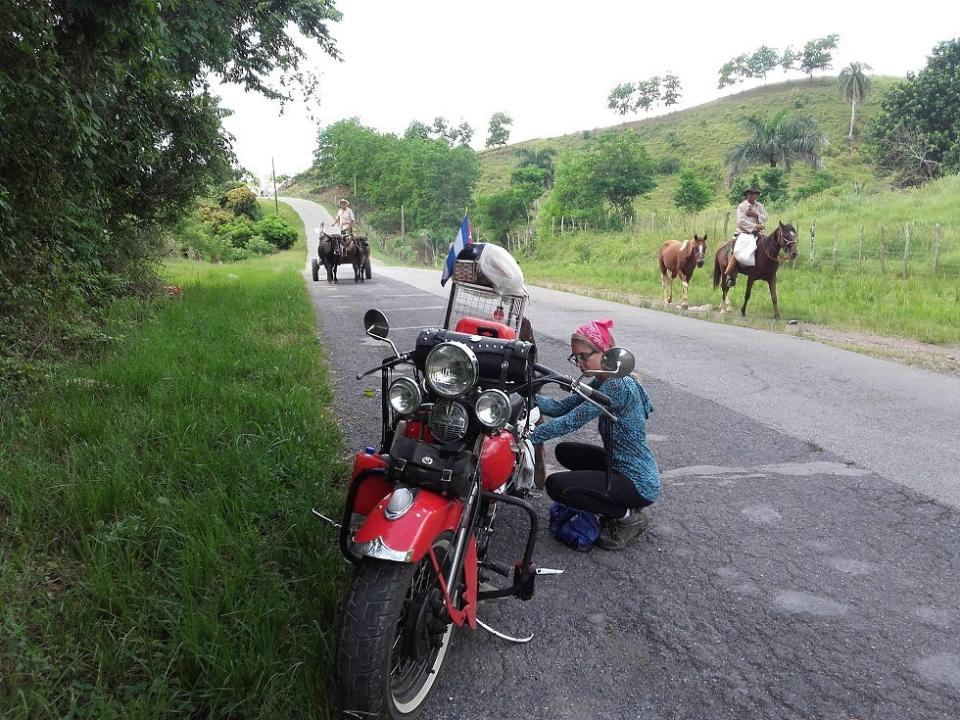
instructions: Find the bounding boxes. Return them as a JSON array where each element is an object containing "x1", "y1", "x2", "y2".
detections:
[
  {"x1": 475, "y1": 390, "x2": 511, "y2": 430},
  {"x1": 388, "y1": 377, "x2": 421, "y2": 416},
  {"x1": 424, "y1": 341, "x2": 478, "y2": 398}
]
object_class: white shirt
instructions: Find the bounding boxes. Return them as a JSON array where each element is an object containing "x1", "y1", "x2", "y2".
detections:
[
  {"x1": 736, "y1": 199, "x2": 767, "y2": 234},
  {"x1": 334, "y1": 206, "x2": 356, "y2": 230}
]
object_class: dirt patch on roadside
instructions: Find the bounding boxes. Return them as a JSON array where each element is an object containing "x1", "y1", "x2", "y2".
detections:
[
  {"x1": 532, "y1": 280, "x2": 960, "y2": 378},
  {"x1": 788, "y1": 324, "x2": 960, "y2": 378}
]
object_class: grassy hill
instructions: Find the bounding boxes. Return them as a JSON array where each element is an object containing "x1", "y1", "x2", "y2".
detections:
[{"x1": 477, "y1": 76, "x2": 899, "y2": 209}]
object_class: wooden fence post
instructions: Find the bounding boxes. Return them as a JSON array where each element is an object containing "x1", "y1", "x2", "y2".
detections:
[
  {"x1": 933, "y1": 224, "x2": 942, "y2": 274},
  {"x1": 879, "y1": 225, "x2": 885, "y2": 274},
  {"x1": 560, "y1": 215, "x2": 565, "y2": 234},
  {"x1": 400, "y1": 204, "x2": 405, "y2": 241},
  {"x1": 809, "y1": 222, "x2": 816, "y2": 265},
  {"x1": 832, "y1": 227, "x2": 838, "y2": 270},
  {"x1": 902, "y1": 223, "x2": 910, "y2": 279},
  {"x1": 651, "y1": 213, "x2": 656, "y2": 233},
  {"x1": 858, "y1": 226, "x2": 864, "y2": 273},
  {"x1": 722, "y1": 212, "x2": 730, "y2": 242}
]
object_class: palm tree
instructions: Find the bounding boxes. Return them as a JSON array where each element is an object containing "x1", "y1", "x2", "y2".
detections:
[
  {"x1": 515, "y1": 147, "x2": 557, "y2": 186},
  {"x1": 726, "y1": 110, "x2": 828, "y2": 174},
  {"x1": 839, "y1": 62, "x2": 872, "y2": 139}
]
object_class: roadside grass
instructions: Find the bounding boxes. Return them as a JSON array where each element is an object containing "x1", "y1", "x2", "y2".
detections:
[{"x1": 0, "y1": 210, "x2": 347, "y2": 718}]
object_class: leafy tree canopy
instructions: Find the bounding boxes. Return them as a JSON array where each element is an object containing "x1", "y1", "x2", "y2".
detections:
[
  {"x1": 673, "y1": 170, "x2": 715, "y2": 212},
  {"x1": 867, "y1": 38, "x2": 960, "y2": 183},
  {"x1": 0, "y1": 0, "x2": 342, "y2": 357},
  {"x1": 314, "y1": 120, "x2": 479, "y2": 237},
  {"x1": 800, "y1": 34, "x2": 840, "y2": 77},
  {"x1": 486, "y1": 112, "x2": 513, "y2": 148}
]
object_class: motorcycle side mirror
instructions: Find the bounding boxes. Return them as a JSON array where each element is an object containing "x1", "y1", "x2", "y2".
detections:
[
  {"x1": 600, "y1": 347, "x2": 635, "y2": 378},
  {"x1": 363, "y1": 309, "x2": 390, "y2": 339}
]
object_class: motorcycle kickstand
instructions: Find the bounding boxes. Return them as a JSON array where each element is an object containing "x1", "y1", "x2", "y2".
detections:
[{"x1": 476, "y1": 618, "x2": 533, "y2": 644}]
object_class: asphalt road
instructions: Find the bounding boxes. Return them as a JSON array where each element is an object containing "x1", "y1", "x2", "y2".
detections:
[{"x1": 285, "y1": 198, "x2": 960, "y2": 720}]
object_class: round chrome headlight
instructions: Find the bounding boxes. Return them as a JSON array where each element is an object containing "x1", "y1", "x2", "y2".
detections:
[
  {"x1": 475, "y1": 390, "x2": 511, "y2": 430},
  {"x1": 429, "y1": 401, "x2": 469, "y2": 443},
  {"x1": 388, "y1": 377, "x2": 422, "y2": 416},
  {"x1": 424, "y1": 341, "x2": 478, "y2": 398}
]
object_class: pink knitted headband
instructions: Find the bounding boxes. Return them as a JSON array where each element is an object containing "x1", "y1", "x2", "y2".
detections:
[{"x1": 572, "y1": 319, "x2": 614, "y2": 353}]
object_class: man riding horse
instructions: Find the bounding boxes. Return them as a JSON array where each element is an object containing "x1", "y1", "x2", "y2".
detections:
[{"x1": 723, "y1": 186, "x2": 767, "y2": 286}]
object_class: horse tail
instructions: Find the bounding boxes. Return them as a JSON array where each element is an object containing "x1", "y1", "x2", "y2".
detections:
[{"x1": 713, "y1": 252, "x2": 722, "y2": 289}]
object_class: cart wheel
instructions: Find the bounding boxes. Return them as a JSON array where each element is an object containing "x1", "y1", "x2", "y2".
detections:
[
  {"x1": 364, "y1": 257, "x2": 372, "y2": 280},
  {"x1": 311, "y1": 258, "x2": 319, "y2": 282}
]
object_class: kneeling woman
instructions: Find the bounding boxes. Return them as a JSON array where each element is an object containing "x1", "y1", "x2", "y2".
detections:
[{"x1": 530, "y1": 319, "x2": 660, "y2": 550}]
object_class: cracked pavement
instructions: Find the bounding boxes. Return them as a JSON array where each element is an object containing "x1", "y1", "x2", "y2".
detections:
[{"x1": 284, "y1": 198, "x2": 960, "y2": 720}]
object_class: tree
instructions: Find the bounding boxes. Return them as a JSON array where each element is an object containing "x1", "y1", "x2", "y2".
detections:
[
  {"x1": 454, "y1": 121, "x2": 474, "y2": 146},
  {"x1": 838, "y1": 62, "x2": 873, "y2": 139},
  {"x1": 800, "y1": 34, "x2": 840, "y2": 77},
  {"x1": 727, "y1": 168, "x2": 789, "y2": 206},
  {"x1": 673, "y1": 170, "x2": 714, "y2": 212},
  {"x1": 542, "y1": 131, "x2": 656, "y2": 224},
  {"x1": 485, "y1": 112, "x2": 513, "y2": 148},
  {"x1": 781, "y1": 46, "x2": 798, "y2": 73},
  {"x1": 607, "y1": 83, "x2": 636, "y2": 115},
  {"x1": 867, "y1": 39, "x2": 960, "y2": 181},
  {"x1": 0, "y1": 0, "x2": 342, "y2": 354},
  {"x1": 726, "y1": 111, "x2": 827, "y2": 174},
  {"x1": 662, "y1": 74, "x2": 683, "y2": 106},
  {"x1": 515, "y1": 147, "x2": 557, "y2": 187},
  {"x1": 718, "y1": 54, "x2": 750, "y2": 88},
  {"x1": 634, "y1": 76, "x2": 661, "y2": 112},
  {"x1": 748, "y1": 47, "x2": 781, "y2": 82},
  {"x1": 404, "y1": 120, "x2": 431, "y2": 140}
]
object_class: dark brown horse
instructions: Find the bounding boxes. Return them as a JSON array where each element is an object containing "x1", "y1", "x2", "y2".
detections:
[
  {"x1": 712, "y1": 222, "x2": 798, "y2": 318},
  {"x1": 658, "y1": 234, "x2": 707, "y2": 310}
]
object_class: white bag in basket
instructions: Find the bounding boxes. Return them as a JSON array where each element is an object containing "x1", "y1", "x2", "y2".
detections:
[
  {"x1": 733, "y1": 233, "x2": 757, "y2": 267},
  {"x1": 477, "y1": 244, "x2": 526, "y2": 295}
]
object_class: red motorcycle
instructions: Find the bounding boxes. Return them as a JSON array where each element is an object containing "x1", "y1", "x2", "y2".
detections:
[{"x1": 321, "y1": 308, "x2": 635, "y2": 719}]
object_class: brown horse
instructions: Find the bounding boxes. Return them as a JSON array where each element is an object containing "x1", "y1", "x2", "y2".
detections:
[
  {"x1": 658, "y1": 234, "x2": 707, "y2": 310},
  {"x1": 712, "y1": 222, "x2": 798, "y2": 318}
]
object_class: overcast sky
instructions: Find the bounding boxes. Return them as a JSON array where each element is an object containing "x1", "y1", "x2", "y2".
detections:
[{"x1": 214, "y1": 0, "x2": 959, "y2": 185}]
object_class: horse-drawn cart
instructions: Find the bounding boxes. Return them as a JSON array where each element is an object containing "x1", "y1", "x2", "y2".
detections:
[{"x1": 311, "y1": 229, "x2": 372, "y2": 283}]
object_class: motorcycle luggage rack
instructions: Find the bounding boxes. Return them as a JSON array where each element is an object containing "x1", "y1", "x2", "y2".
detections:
[{"x1": 443, "y1": 281, "x2": 526, "y2": 335}]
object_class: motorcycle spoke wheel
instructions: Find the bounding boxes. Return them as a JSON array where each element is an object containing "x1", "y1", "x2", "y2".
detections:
[{"x1": 337, "y1": 533, "x2": 455, "y2": 720}]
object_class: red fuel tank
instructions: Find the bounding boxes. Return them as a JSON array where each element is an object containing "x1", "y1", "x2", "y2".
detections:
[{"x1": 480, "y1": 431, "x2": 516, "y2": 491}]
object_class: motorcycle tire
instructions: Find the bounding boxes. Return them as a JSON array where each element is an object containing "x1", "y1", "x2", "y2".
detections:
[
  {"x1": 336, "y1": 532, "x2": 455, "y2": 719},
  {"x1": 311, "y1": 257, "x2": 319, "y2": 282}
]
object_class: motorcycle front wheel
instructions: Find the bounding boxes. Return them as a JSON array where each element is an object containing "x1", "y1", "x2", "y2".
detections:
[{"x1": 336, "y1": 532, "x2": 455, "y2": 719}]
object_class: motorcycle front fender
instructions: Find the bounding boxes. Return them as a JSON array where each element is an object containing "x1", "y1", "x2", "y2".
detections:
[{"x1": 351, "y1": 489, "x2": 464, "y2": 564}]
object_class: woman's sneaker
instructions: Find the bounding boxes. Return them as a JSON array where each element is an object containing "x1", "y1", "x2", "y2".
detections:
[{"x1": 596, "y1": 511, "x2": 648, "y2": 551}]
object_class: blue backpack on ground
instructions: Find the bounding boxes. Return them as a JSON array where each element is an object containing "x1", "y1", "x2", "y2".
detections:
[{"x1": 549, "y1": 502, "x2": 601, "y2": 552}]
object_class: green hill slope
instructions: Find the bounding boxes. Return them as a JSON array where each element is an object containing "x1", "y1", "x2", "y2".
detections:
[{"x1": 478, "y1": 76, "x2": 898, "y2": 208}]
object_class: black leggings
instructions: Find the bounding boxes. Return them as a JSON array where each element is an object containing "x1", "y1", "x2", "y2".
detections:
[{"x1": 544, "y1": 442, "x2": 651, "y2": 519}]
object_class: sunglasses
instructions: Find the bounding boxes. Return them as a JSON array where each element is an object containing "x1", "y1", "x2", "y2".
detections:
[{"x1": 567, "y1": 350, "x2": 598, "y2": 365}]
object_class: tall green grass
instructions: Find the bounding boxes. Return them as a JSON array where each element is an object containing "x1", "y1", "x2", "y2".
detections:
[{"x1": 1, "y1": 215, "x2": 346, "y2": 718}]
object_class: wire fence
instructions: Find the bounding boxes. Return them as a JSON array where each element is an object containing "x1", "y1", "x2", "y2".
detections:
[{"x1": 544, "y1": 212, "x2": 960, "y2": 278}]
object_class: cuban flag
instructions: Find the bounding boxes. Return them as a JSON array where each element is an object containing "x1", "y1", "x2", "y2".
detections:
[{"x1": 440, "y1": 214, "x2": 473, "y2": 286}]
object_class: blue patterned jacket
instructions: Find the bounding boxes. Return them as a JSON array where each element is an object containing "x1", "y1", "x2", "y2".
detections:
[{"x1": 530, "y1": 376, "x2": 661, "y2": 502}]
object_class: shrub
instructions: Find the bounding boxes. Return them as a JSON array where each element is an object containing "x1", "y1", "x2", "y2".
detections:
[
  {"x1": 244, "y1": 235, "x2": 276, "y2": 256},
  {"x1": 793, "y1": 171, "x2": 837, "y2": 201},
  {"x1": 219, "y1": 218, "x2": 257, "y2": 248},
  {"x1": 255, "y1": 215, "x2": 297, "y2": 250},
  {"x1": 196, "y1": 205, "x2": 235, "y2": 233},
  {"x1": 222, "y1": 186, "x2": 261, "y2": 220},
  {"x1": 656, "y1": 156, "x2": 681, "y2": 175},
  {"x1": 673, "y1": 170, "x2": 714, "y2": 212}
]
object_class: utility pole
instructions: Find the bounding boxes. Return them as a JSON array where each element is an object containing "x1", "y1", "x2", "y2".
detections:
[{"x1": 271, "y1": 157, "x2": 279, "y2": 214}]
